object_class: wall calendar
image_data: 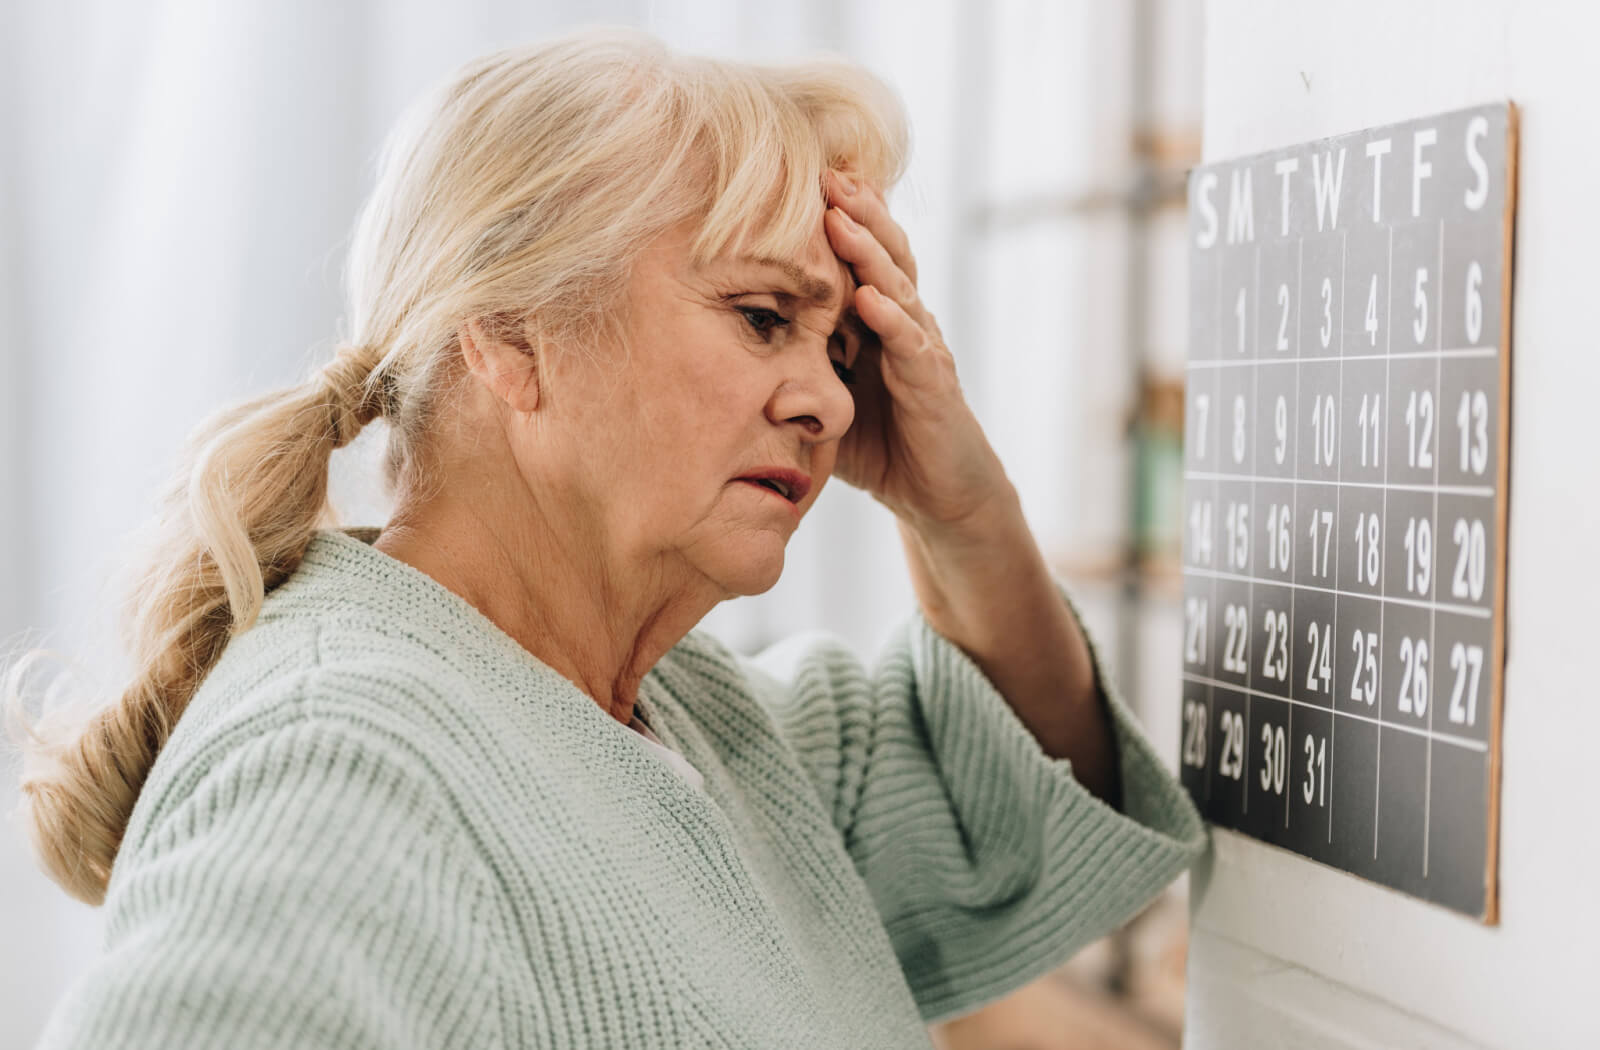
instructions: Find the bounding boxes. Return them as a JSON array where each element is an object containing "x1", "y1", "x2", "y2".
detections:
[{"x1": 1180, "y1": 103, "x2": 1515, "y2": 920}]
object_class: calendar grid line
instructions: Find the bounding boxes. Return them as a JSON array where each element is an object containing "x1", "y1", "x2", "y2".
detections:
[
  {"x1": 1185, "y1": 471, "x2": 1492, "y2": 498},
  {"x1": 1374, "y1": 222, "x2": 1393, "y2": 862},
  {"x1": 1287, "y1": 236, "x2": 1302, "y2": 832},
  {"x1": 1180, "y1": 672, "x2": 1489, "y2": 753},
  {"x1": 1423, "y1": 217, "x2": 1447, "y2": 880},
  {"x1": 1186, "y1": 346, "x2": 1498, "y2": 369},
  {"x1": 1299, "y1": 236, "x2": 1330, "y2": 843},
  {"x1": 1181, "y1": 566, "x2": 1491, "y2": 618},
  {"x1": 1244, "y1": 241, "x2": 1261, "y2": 817}
]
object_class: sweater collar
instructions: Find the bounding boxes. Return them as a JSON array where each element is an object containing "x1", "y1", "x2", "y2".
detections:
[
  {"x1": 270, "y1": 526, "x2": 668, "y2": 731},
  {"x1": 273, "y1": 527, "x2": 560, "y2": 679}
]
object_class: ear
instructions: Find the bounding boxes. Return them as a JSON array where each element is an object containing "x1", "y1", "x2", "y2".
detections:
[{"x1": 458, "y1": 316, "x2": 541, "y2": 413}]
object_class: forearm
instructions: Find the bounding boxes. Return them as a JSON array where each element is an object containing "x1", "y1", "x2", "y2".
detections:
[{"x1": 898, "y1": 484, "x2": 1122, "y2": 807}]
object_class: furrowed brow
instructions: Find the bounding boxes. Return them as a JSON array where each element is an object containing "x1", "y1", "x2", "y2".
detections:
[{"x1": 741, "y1": 255, "x2": 840, "y2": 310}]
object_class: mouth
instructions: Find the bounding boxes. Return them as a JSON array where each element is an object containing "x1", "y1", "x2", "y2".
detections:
[{"x1": 733, "y1": 468, "x2": 812, "y2": 506}]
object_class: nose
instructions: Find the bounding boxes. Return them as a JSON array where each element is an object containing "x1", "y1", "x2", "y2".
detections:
[{"x1": 765, "y1": 347, "x2": 855, "y2": 442}]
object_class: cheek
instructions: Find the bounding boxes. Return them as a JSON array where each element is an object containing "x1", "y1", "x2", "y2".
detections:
[
  {"x1": 681, "y1": 359, "x2": 774, "y2": 439},
  {"x1": 664, "y1": 322, "x2": 759, "y2": 406}
]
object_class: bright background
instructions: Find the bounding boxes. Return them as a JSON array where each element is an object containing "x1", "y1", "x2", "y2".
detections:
[
  {"x1": 1185, "y1": 3, "x2": 1600, "y2": 1048},
  {"x1": 0, "y1": 2, "x2": 1202, "y2": 1046}
]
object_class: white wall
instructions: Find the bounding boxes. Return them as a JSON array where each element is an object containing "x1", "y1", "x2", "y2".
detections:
[{"x1": 1186, "y1": 3, "x2": 1600, "y2": 1048}]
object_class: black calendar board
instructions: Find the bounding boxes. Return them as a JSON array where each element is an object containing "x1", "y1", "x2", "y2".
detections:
[{"x1": 1179, "y1": 104, "x2": 1515, "y2": 921}]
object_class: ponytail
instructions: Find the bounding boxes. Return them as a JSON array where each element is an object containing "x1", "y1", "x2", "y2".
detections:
[{"x1": 4, "y1": 345, "x2": 385, "y2": 905}]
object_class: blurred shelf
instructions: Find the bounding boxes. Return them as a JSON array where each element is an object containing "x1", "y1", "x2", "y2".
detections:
[
  {"x1": 1051, "y1": 549, "x2": 1184, "y2": 600},
  {"x1": 967, "y1": 176, "x2": 1188, "y2": 232},
  {"x1": 1132, "y1": 125, "x2": 1202, "y2": 168}
]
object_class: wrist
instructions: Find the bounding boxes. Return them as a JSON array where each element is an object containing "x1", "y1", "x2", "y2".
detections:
[
  {"x1": 894, "y1": 473, "x2": 1024, "y2": 557},
  {"x1": 897, "y1": 482, "x2": 1042, "y2": 639}
]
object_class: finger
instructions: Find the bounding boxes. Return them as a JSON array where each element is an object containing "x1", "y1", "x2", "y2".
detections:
[
  {"x1": 852, "y1": 285, "x2": 950, "y2": 400},
  {"x1": 825, "y1": 207, "x2": 930, "y2": 328},
  {"x1": 828, "y1": 171, "x2": 918, "y2": 285}
]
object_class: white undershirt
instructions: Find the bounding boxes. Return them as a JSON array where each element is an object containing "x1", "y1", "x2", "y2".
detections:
[{"x1": 627, "y1": 713, "x2": 705, "y2": 791}]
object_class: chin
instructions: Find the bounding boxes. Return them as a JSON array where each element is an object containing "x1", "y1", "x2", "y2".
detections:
[
  {"x1": 706, "y1": 538, "x2": 788, "y2": 597},
  {"x1": 724, "y1": 554, "x2": 786, "y2": 597}
]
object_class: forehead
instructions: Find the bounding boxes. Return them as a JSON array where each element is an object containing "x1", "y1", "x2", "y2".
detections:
[
  {"x1": 684, "y1": 212, "x2": 852, "y2": 311},
  {"x1": 636, "y1": 216, "x2": 859, "y2": 332}
]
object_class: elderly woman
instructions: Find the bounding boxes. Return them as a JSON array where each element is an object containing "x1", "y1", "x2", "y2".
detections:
[{"x1": 16, "y1": 29, "x2": 1202, "y2": 1050}]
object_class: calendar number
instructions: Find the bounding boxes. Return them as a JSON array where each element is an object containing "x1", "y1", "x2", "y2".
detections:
[
  {"x1": 1451, "y1": 517, "x2": 1487, "y2": 601},
  {"x1": 1457, "y1": 390, "x2": 1489, "y2": 475},
  {"x1": 1260, "y1": 723, "x2": 1287, "y2": 795},
  {"x1": 1266, "y1": 503, "x2": 1291, "y2": 572},
  {"x1": 1225, "y1": 501, "x2": 1249, "y2": 571},
  {"x1": 1365, "y1": 273, "x2": 1380, "y2": 346},
  {"x1": 1222, "y1": 604, "x2": 1250, "y2": 674},
  {"x1": 1232, "y1": 395, "x2": 1248, "y2": 464},
  {"x1": 1306, "y1": 620, "x2": 1333, "y2": 694},
  {"x1": 1357, "y1": 393, "x2": 1381, "y2": 468},
  {"x1": 1465, "y1": 261, "x2": 1484, "y2": 343},
  {"x1": 1404, "y1": 516, "x2": 1433, "y2": 595},
  {"x1": 1236, "y1": 287, "x2": 1248, "y2": 354},
  {"x1": 1219, "y1": 710, "x2": 1245, "y2": 780},
  {"x1": 1184, "y1": 597, "x2": 1208, "y2": 664},
  {"x1": 1350, "y1": 629, "x2": 1378, "y2": 705},
  {"x1": 1413, "y1": 267, "x2": 1430, "y2": 345},
  {"x1": 1262, "y1": 608, "x2": 1289, "y2": 681},
  {"x1": 1188, "y1": 500, "x2": 1213, "y2": 566},
  {"x1": 1448, "y1": 643, "x2": 1484, "y2": 727},
  {"x1": 1193, "y1": 394, "x2": 1210, "y2": 461},
  {"x1": 1274, "y1": 395, "x2": 1288, "y2": 465},
  {"x1": 1319, "y1": 277, "x2": 1334, "y2": 348},
  {"x1": 1302, "y1": 733, "x2": 1327, "y2": 807},
  {"x1": 1398, "y1": 636, "x2": 1430, "y2": 717},
  {"x1": 1276, "y1": 283, "x2": 1291, "y2": 352},
  {"x1": 1182, "y1": 700, "x2": 1208, "y2": 767},
  {"x1": 1406, "y1": 389, "x2": 1435, "y2": 469},
  {"x1": 1311, "y1": 394, "x2": 1336, "y2": 466},
  {"x1": 1354, "y1": 511, "x2": 1381, "y2": 586},
  {"x1": 1307, "y1": 508, "x2": 1334, "y2": 579}
]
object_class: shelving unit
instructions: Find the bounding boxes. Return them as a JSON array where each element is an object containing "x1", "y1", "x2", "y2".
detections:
[{"x1": 939, "y1": 2, "x2": 1203, "y2": 1044}]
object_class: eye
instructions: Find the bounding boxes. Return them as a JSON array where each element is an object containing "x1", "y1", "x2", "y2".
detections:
[
  {"x1": 828, "y1": 330, "x2": 857, "y2": 385},
  {"x1": 737, "y1": 306, "x2": 790, "y2": 339}
]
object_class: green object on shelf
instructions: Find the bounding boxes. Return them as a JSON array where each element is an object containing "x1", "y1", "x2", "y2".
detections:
[{"x1": 1132, "y1": 420, "x2": 1182, "y2": 560}]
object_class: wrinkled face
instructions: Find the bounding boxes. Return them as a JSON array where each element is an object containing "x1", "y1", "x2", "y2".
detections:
[{"x1": 539, "y1": 214, "x2": 862, "y2": 597}]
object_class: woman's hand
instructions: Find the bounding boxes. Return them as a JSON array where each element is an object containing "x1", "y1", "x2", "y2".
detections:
[
  {"x1": 822, "y1": 171, "x2": 1121, "y2": 805},
  {"x1": 823, "y1": 171, "x2": 1010, "y2": 538}
]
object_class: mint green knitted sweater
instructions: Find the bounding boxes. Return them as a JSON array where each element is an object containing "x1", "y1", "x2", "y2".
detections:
[{"x1": 37, "y1": 528, "x2": 1204, "y2": 1049}]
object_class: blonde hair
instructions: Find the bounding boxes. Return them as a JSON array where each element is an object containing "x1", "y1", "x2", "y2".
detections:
[{"x1": 5, "y1": 27, "x2": 908, "y2": 905}]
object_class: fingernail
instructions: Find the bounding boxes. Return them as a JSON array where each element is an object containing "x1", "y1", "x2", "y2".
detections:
[
  {"x1": 834, "y1": 171, "x2": 857, "y2": 195},
  {"x1": 832, "y1": 206, "x2": 857, "y2": 229}
]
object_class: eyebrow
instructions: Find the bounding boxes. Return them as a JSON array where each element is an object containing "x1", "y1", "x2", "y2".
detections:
[{"x1": 739, "y1": 255, "x2": 844, "y2": 312}]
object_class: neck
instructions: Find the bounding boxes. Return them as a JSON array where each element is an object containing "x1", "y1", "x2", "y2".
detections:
[{"x1": 373, "y1": 489, "x2": 719, "y2": 724}]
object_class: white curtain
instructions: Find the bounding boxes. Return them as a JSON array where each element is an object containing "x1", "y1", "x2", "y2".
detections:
[{"x1": 0, "y1": 2, "x2": 994, "y2": 1043}]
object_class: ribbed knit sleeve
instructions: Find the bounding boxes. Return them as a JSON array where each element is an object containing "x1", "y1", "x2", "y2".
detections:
[
  {"x1": 35, "y1": 715, "x2": 505, "y2": 1050},
  {"x1": 744, "y1": 584, "x2": 1206, "y2": 1025}
]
